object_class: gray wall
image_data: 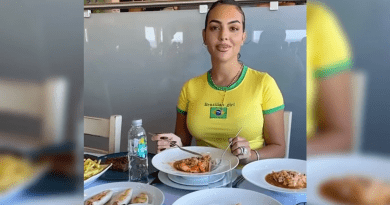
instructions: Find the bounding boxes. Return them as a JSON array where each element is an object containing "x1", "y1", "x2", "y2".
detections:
[
  {"x1": 84, "y1": 6, "x2": 306, "y2": 160},
  {"x1": 319, "y1": 0, "x2": 390, "y2": 155}
]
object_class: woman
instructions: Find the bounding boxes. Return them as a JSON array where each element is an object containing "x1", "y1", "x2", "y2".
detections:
[
  {"x1": 152, "y1": 0, "x2": 285, "y2": 165},
  {"x1": 306, "y1": 1, "x2": 353, "y2": 155}
]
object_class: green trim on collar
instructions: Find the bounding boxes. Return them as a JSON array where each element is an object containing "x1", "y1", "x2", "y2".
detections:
[
  {"x1": 315, "y1": 58, "x2": 353, "y2": 79},
  {"x1": 207, "y1": 65, "x2": 248, "y2": 91},
  {"x1": 263, "y1": 104, "x2": 285, "y2": 115},
  {"x1": 176, "y1": 107, "x2": 187, "y2": 115}
]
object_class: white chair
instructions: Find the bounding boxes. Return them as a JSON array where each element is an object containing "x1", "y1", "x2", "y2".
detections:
[
  {"x1": 351, "y1": 70, "x2": 367, "y2": 153},
  {"x1": 84, "y1": 115, "x2": 122, "y2": 154},
  {"x1": 283, "y1": 111, "x2": 292, "y2": 158},
  {"x1": 0, "y1": 77, "x2": 69, "y2": 149}
]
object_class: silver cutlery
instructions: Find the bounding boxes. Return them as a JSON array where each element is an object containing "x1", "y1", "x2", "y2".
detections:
[
  {"x1": 232, "y1": 175, "x2": 245, "y2": 188},
  {"x1": 211, "y1": 127, "x2": 243, "y2": 171},
  {"x1": 149, "y1": 132, "x2": 204, "y2": 157},
  {"x1": 169, "y1": 141, "x2": 204, "y2": 157}
]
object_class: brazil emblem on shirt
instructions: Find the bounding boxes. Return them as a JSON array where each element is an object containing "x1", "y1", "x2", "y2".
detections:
[{"x1": 210, "y1": 107, "x2": 227, "y2": 119}]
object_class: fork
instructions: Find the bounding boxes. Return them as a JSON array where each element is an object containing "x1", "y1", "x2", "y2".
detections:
[
  {"x1": 150, "y1": 132, "x2": 204, "y2": 157},
  {"x1": 211, "y1": 127, "x2": 243, "y2": 171},
  {"x1": 169, "y1": 141, "x2": 204, "y2": 157},
  {"x1": 232, "y1": 175, "x2": 245, "y2": 188}
]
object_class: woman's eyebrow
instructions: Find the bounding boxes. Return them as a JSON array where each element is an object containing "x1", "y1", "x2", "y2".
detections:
[
  {"x1": 228, "y1": 20, "x2": 241, "y2": 24},
  {"x1": 208, "y1": 20, "x2": 241, "y2": 25}
]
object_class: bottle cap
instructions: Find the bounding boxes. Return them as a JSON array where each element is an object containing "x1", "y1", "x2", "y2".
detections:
[{"x1": 132, "y1": 119, "x2": 142, "y2": 126}]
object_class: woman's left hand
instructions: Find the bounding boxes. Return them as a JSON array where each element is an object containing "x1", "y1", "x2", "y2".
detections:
[{"x1": 229, "y1": 136, "x2": 252, "y2": 160}]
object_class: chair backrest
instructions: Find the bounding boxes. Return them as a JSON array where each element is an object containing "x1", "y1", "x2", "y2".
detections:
[
  {"x1": 284, "y1": 111, "x2": 292, "y2": 158},
  {"x1": 84, "y1": 115, "x2": 122, "y2": 154},
  {"x1": 0, "y1": 77, "x2": 69, "y2": 149},
  {"x1": 351, "y1": 70, "x2": 367, "y2": 153}
]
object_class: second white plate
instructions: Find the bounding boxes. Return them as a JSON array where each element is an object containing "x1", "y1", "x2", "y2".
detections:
[
  {"x1": 172, "y1": 188, "x2": 282, "y2": 205},
  {"x1": 242, "y1": 158, "x2": 306, "y2": 194},
  {"x1": 159, "y1": 171, "x2": 238, "y2": 191},
  {"x1": 167, "y1": 173, "x2": 225, "y2": 186},
  {"x1": 84, "y1": 182, "x2": 164, "y2": 205}
]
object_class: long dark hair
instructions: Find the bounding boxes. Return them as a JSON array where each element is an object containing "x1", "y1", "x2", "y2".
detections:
[{"x1": 204, "y1": 0, "x2": 246, "y2": 32}]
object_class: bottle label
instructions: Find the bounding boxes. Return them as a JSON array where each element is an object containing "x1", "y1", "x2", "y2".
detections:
[{"x1": 137, "y1": 136, "x2": 147, "y2": 158}]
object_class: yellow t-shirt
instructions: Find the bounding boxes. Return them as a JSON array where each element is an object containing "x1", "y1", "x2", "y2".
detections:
[
  {"x1": 307, "y1": 1, "x2": 353, "y2": 139},
  {"x1": 177, "y1": 65, "x2": 284, "y2": 151}
]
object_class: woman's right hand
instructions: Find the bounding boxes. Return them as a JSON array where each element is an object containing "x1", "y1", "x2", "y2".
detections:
[{"x1": 151, "y1": 133, "x2": 183, "y2": 153}]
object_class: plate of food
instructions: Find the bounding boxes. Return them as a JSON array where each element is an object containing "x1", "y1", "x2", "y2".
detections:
[
  {"x1": 92, "y1": 152, "x2": 158, "y2": 180},
  {"x1": 307, "y1": 153, "x2": 390, "y2": 205},
  {"x1": 0, "y1": 152, "x2": 50, "y2": 201},
  {"x1": 172, "y1": 188, "x2": 282, "y2": 205},
  {"x1": 84, "y1": 182, "x2": 164, "y2": 205},
  {"x1": 151, "y1": 146, "x2": 239, "y2": 177},
  {"x1": 242, "y1": 158, "x2": 306, "y2": 194},
  {"x1": 84, "y1": 158, "x2": 112, "y2": 187},
  {"x1": 159, "y1": 170, "x2": 238, "y2": 190}
]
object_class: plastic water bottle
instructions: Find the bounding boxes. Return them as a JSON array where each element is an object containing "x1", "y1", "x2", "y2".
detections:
[{"x1": 128, "y1": 119, "x2": 148, "y2": 183}]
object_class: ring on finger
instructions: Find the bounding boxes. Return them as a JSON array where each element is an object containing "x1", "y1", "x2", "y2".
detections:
[
  {"x1": 241, "y1": 147, "x2": 248, "y2": 155},
  {"x1": 239, "y1": 147, "x2": 245, "y2": 155}
]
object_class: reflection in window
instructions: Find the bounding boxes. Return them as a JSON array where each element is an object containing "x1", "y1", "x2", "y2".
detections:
[
  {"x1": 171, "y1": 32, "x2": 183, "y2": 44},
  {"x1": 252, "y1": 31, "x2": 263, "y2": 43},
  {"x1": 160, "y1": 28, "x2": 163, "y2": 43},
  {"x1": 145, "y1": 26, "x2": 157, "y2": 48},
  {"x1": 85, "y1": 28, "x2": 88, "y2": 43},
  {"x1": 285, "y1": 30, "x2": 306, "y2": 44},
  {"x1": 253, "y1": 30, "x2": 306, "y2": 44}
]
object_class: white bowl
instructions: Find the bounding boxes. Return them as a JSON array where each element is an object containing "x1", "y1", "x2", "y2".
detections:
[
  {"x1": 159, "y1": 171, "x2": 238, "y2": 191},
  {"x1": 152, "y1": 146, "x2": 239, "y2": 177},
  {"x1": 84, "y1": 163, "x2": 112, "y2": 187},
  {"x1": 242, "y1": 158, "x2": 306, "y2": 194}
]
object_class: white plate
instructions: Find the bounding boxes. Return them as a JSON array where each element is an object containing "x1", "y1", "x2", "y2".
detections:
[
  {"x1": 307, "y1": 153, "x2": 390, "y2": 205},
  {"x1": 84, "y1": 182, "x2": 164, "y2": 205},
  {"x1": 167, "y1": 173, "x2": 225, "y2": 186},
  {"x1": 159, "y1": 171, "x2": 238, "y2": 191},
  {"x1": 0, "y1": 163, "x2": 50, "y2": 201},
  {"x1": 152, "y1": 146, "x2": 239, "y2": 177},
  {"x1": 242, "y1": 158, "x2": 306, "y2": 194},
  {"x1": 172, "y1": 188, "x2": 282, "y2": 205},
  {"x1": 84, "y1": 163, "x2": 112, "y2": 187}
]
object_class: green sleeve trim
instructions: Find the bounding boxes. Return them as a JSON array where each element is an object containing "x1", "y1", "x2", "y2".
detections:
[
  {"x1": 263, "y1": 104, "x2": 285, "y2": 115},
  {"x1": 315, "y1": 58, "x2": 353, "y2": 79},
  {"x1": 176, "y1": 107, "x2": 187, "y2": 115}
]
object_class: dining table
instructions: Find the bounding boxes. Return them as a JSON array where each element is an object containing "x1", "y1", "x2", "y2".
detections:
[{"x1": 84, "y1": 152, "x2": 307, "y2": 205}]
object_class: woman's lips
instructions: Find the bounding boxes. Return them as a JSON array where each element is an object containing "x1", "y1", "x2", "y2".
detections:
[{"x1": 216, "y1": 44, "x2": 231, "y2": 52}]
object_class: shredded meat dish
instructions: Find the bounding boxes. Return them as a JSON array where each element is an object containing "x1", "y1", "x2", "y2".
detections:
[
  {"x1": 320, "y1": 176, "x2": 390, "y2": 205},
  {"x1": 267, "y1": 170, "x2": 306, "y2": 189},
  {"x1": 172, "y1": 155, "x2": 211, "y2": 173}
]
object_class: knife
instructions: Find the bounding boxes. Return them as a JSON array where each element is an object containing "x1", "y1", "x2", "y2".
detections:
[
  {"x1": 147, "y1": 171, "x2": 161, "y2": 185},
  {"x1": 232, "y1": 175, "x2": 245, "y2": 188}
]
